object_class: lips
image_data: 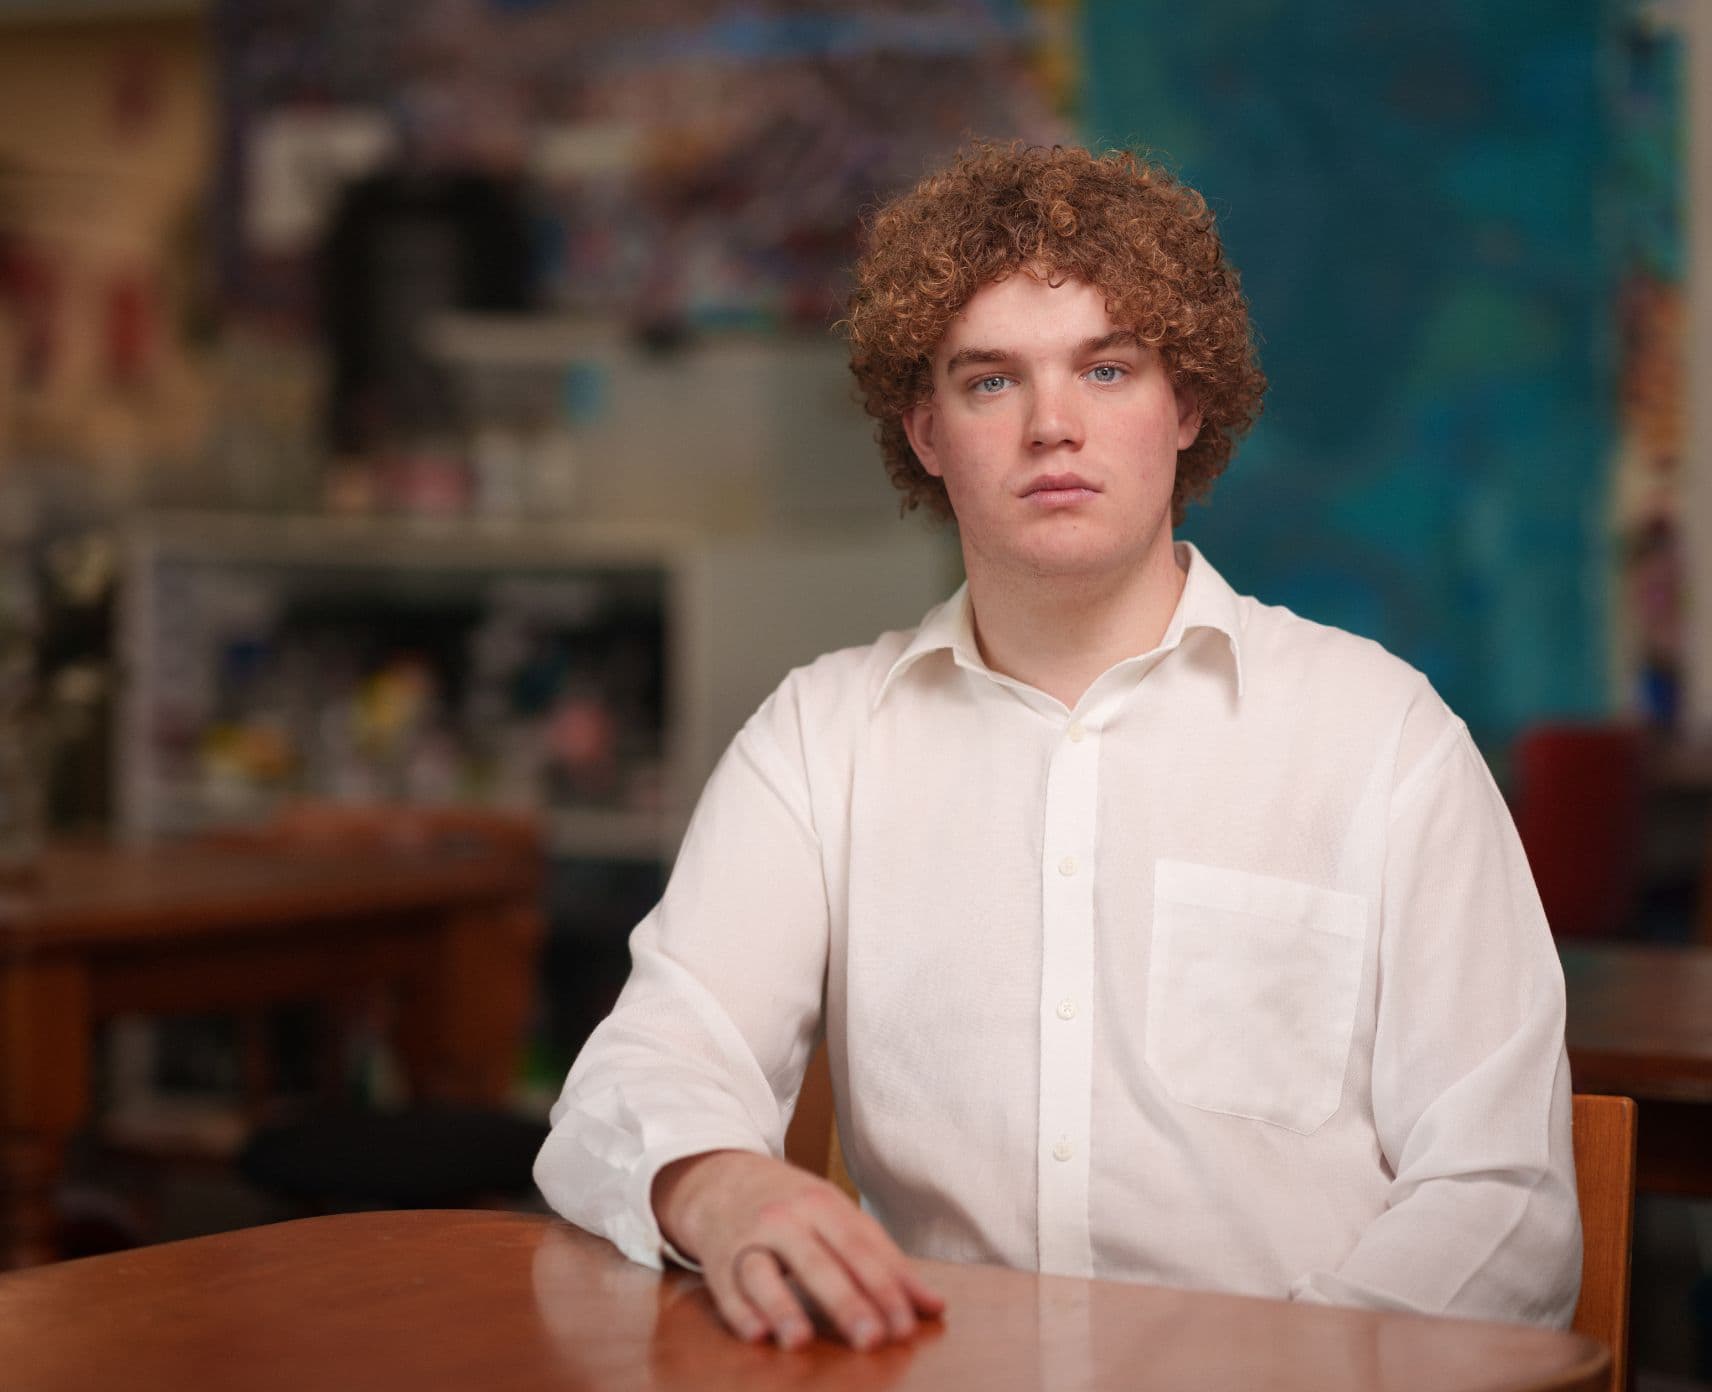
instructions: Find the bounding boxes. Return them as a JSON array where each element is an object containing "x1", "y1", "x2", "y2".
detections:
[{"x1": 1022, "y1": 472, "x2": 1099, "y2": 497}]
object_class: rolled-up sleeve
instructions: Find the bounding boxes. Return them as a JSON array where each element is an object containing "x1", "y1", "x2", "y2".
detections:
[
  {"x1": 532, "y1": 679, "x2": 829, "y2": 1269},
  {"x1": 1290, "y1": 715, "x2": 1582, "y2": 1327}
]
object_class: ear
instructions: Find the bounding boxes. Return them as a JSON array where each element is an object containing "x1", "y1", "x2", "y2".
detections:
[
  {"x1": 901, "y1": 400, "x2": 944, "y2": 479},
  {"x1": 1174, "y1": 381, "x2": 1203, "y2": 452}
]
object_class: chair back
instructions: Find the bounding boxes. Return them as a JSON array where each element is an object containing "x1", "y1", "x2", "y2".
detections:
[
  {"x1": 1571, "y1": 1093, "x2": 1638, "y2": 1392},
  {"x1": 784, "y1": 1038, "x2": 857, "y2": 1199}
]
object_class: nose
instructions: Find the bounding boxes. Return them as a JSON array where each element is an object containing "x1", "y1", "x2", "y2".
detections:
[{"x1": 1027, "y1": 377, "x2": 1084, "y2": 451}]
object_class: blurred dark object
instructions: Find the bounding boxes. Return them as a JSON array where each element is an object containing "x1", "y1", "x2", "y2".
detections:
[
  {"x1": 238, "y1": 1102, "x2": 546, "y2": 1210},
  {"x1": 534, "y1": 855, "x2": 661, "y2": 1088},
  {"x1": 36, "y1": 529, "x2": 117, "y2": 832},
  {"x1": 1512, "y1": 723, "x2": 1645, "y2": 939},
  {"x1": 0, "y1": 523, "x2": 43, "y2": 882},
  {"x1": 322, "y1": 168, "x2": 534, "y2": 460},
  {"x1": 1625, "y1": 513, "x2": 1683, "y2": 732}
]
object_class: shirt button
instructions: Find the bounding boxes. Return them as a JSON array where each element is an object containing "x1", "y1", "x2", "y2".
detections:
[
  {"x1": 1058, "y1": 855, "x2": 1078, "y2": 877},
  {"x1": 1055, "y1": 998, "x2": 1078, "y2": 1021},
  {"x1": 1052, "y1": 1138, "x2": 1074, "y2": 1162},
  {"x1": 1067, "y1": 721, "x2": 1087, "y2": 743}
]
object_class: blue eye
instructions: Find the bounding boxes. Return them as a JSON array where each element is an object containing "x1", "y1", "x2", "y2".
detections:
[
  {"x1": 973, "y1": 375, "x2": 1008, "y2": 394},
  {"x1": 1088, "y1": 364, "x2": 1126, "y2": 384}
]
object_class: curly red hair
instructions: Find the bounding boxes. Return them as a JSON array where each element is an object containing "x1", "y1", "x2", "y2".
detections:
[{"x1": 843, "y1": 142, "x2": 1266, "y2": 526}]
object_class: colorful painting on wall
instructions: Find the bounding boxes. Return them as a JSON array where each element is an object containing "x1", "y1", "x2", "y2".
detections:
[
  {"x1": 1080, "y1": 0, "x2": 1685, "y2": 758},
  {"x1": 215, "y1": 0, "x2": 1069, "y2": 333}
]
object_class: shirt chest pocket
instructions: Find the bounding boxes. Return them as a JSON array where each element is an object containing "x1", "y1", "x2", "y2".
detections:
[{"x1": 1145, "y1": 859, "x2": 1367, "y2": 1135}]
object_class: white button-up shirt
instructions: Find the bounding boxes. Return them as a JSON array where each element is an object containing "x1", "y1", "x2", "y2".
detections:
[{"x1": 534, "y1": 540, "x2": 1582, "y2": 1328}]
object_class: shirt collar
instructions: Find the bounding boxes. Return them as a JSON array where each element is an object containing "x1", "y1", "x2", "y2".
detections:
[{"x1": 874, "y1": 539, "x2": 1246, "y2": 711}]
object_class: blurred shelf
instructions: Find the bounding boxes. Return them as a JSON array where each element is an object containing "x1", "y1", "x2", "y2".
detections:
[
  {"x1": 119, "y1": 510, "x2": 955, "y2": 855},
  {"x1": 139, "y1": 783, "x2": 675, "y2": 864},
  {"x1": 131, "y1": 510, "x2": 697, "y2": 571},
  {"x1": 424, "y1": 312, "x2": 841, "y2": 366},
  {"x1": 100, "y1": 1096, "x2": 250, "y2": 1163},
  {"x1": 0, "y1": 0, "x2": 204, "y2": 22},
  {"x1": 425, "y1": 314, "x2": 628, "y2": 367}
]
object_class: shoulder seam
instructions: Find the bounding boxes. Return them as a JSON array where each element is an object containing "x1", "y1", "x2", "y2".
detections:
[{"x1": 1387, "y1": 715, "x2": 1469, "y2": 827}]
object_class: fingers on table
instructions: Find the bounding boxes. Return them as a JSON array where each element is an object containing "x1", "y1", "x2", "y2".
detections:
[
  {"x1": 895, "y1": 1258, "x2": 948, "y2": 1318},
  {"x1": 708, "y1": 1248, "x2": 775, "y2": 1345},
  {"x1": 718, "y1": 1208, "x2": 944, "y2": 1352},
  {"x1": 814, "y1": 1216, "x2": 926, "y2": 1339},
  {"x1": 753, "y1": 1228, "x2": 890, "y2": 1350},
  {"x1": 727, "y1": 1244, "x2": 814, "y2": 1349}
]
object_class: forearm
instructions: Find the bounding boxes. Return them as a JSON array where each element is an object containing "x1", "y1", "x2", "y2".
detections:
[
  {"x1": 1290, "y1": 1155, "x2": 1581, "y2": 1325},
  {"x1": 532, "y1": 994, "x2": 787, "y2": 1267},
  {"x1": 1292, "y1": 1002, "x2": 1580, "y2": 1325},
  {"x1": 1311, "y1": 711, "x2": 1582, "y2": 1326},
  {"x1": 533, "y1": 701, "x2": 832, "y2": 1266}
]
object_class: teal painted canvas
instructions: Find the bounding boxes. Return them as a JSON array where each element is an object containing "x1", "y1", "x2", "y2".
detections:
[{"x1": 1081, "y1": 0, "x2": 1636, "y2": 756}]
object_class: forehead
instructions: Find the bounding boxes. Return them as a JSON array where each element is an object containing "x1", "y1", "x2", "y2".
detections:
[{"x1": 934, "y1": 273, "x2": 1123, "y2": 362}]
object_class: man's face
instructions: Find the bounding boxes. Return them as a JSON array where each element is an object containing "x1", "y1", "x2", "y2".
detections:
[{"x1": 902, "y1": 272, "x2": 1200, "y2": 583}]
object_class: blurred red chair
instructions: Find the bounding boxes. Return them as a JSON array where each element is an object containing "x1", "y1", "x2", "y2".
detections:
[{"x1": 1511, "y1": 723, "x2": 1644, "y2": 939}]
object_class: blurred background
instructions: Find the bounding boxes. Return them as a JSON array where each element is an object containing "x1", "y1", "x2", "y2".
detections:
[{"x1": 0, "y1": 0, "x2": 1705, "y2": 1384}]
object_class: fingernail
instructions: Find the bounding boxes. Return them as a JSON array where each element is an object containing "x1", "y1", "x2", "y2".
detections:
[
  {"x1": 852, "y1": 1318, "x2": 881, "y2": 1349},
  {"x1": 890, "y1": 1312, "x2": 916, "y2": 1338},
  {"x1": 777, "y1": 1321, "x2": 808, "y2": 1349}
]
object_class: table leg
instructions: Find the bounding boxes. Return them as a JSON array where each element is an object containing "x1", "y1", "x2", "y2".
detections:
[
  {"x1": 397, "y1": 899, "x2": 543, "y2": 1106},
  {"x1": 0, "y1": 958, "x2": 90, "y2": 1267}
]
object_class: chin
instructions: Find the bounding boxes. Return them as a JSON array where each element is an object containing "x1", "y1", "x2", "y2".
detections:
[{"x1": 1012, "y1": 538, "x2": 1130, "y2": 580}]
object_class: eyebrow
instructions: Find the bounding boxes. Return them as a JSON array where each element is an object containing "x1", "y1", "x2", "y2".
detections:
[{"x1": 943, "y1": 330, "x2": 1142, "y2": 376}]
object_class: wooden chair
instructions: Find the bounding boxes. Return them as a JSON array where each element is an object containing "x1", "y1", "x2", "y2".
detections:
[
  {"x1": 1572, "y1": 1093, "x2": 1638, "y2": 1392},
  {"x1": 783, "y1": 1038, "x2": 857, "y2": 1199}
]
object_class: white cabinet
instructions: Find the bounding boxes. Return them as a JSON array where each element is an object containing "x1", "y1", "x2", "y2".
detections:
[{"x1": 118, "y1": 509, "x2": 957, "y2": 861}]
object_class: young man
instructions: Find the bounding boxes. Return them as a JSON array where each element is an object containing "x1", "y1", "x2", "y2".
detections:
[{"x1": 533, "y1": 143, "x2": 1581, "y2": 1352}]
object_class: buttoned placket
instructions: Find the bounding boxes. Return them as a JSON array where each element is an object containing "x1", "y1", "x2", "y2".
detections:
[{"x1": 1035, "y1": 693, "x2": 1110, "y2": 1278}]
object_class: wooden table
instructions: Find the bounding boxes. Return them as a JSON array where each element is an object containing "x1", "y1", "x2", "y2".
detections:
[
  {"x1": 1563, "y1": 941, "x2": 1712, "y2": 1195},
  {"x1": 0, "y1": 1209, "x2": 1608, "y2": 1391},
  {"x1": 0, "y1": 837, "x2": 542, "y2": 1268}
]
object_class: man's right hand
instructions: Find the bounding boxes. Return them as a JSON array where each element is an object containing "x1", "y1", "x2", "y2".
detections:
[{"x1": 651, "y1": 1149, "x2": 946, "y2": 1351}]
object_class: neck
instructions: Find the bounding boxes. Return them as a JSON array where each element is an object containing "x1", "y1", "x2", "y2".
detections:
[{"x1": 963, "y1": 536, "x2": 1188, "y2": 710}]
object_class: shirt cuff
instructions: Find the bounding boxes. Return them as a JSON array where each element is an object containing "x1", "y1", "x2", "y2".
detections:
[
  {"x1": 1288, "y1": 1270, "x2": 1433, "y2": 1316},
  {"x1": 629, "y1": 1136, "x2": 774, "y2": 1274}
]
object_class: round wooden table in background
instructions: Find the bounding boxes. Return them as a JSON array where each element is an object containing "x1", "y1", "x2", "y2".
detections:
[{"x1": 0, "y1": 834, "x2": 543, "y2": 1266}]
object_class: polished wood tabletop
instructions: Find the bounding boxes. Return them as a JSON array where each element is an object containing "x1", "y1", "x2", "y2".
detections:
[
  {"x1": 0, "y1": 835, "x2": 542, "y2": 1268},
  {"x1": 0, "y1": 1210, "x2": 1607, "y2": 1392},
  {"x1": 1562, "y1": 940, "x2": 1712, "y2": 1196},
  {"x1": 1562, "y1": 942, "x2": 1712, "y2": 1098},
  {"x1": 0, "y1": 834, "x2": 538, "y2": 945}
]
